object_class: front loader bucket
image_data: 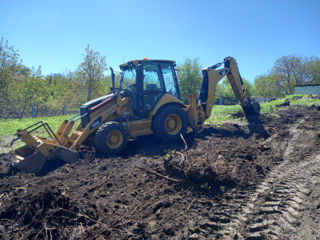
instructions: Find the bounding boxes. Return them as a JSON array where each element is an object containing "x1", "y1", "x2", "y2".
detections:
[
  {"x1": 13, "y1": 145, "x2": 79, "y2": 175},
  {"x1": 11, "y1": 119, "x2": 81, "y2": 174},
  {"x1": 14, "y1": 147, "x2": 46, "y2": 174}
]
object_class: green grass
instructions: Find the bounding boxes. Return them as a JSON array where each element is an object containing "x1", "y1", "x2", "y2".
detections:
[
  {"x1": 206, "y1": 94, "x2": 320, "y2": 124},
  {"x1": 0, "y1": 114, "x2": 75, "y2": 137},
  {"x1": 260, "y1": 94, "x2": 320, "y2": 114},
  {"x1": 205, "y1": 105, "x2": 242, "y2": 124},
  {"x1": 0, "y1": 94, "x2": 319, "y2": 137}
]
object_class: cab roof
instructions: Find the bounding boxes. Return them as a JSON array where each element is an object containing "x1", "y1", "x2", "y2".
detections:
[{"x1": 119, "y1": 59, "x2": 176, "y2": 70}]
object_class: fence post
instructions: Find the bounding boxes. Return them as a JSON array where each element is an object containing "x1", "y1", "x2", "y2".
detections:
[
  {"x1": 64, "y1": 104, "x2": 67, "y2": 115},
  {"x1": 32, "y1": 104, "x2": 35, "y2": 118}
]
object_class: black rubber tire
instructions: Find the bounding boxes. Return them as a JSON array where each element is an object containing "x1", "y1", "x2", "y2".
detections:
[
  {"x1": 94, "y1": 121, "x2": 128, "y2": 155},
  {"x1": 152, "y1": 104, "x2": 188, "y2": 142}
]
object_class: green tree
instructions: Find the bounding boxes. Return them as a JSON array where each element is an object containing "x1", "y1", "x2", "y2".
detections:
[
  {"x1": 0, "y1": 38, "x2": 20, "y2": 71},
  {"x1": 0, "y1": 38, "x2": 28, "y2": 117},
  {"x1": 305, "y1": 56, "x2": 320, "y2": 84},
  {"x1": 252, "y1": 74, "x2": 282, "y2": 98},
  {"x1": 270, "y1": 55, "x2": 320, "y2": 94},
  {"x1": 177, "y1": 58, "x2": 202, "y2": 101},
  {"x1": 271, "y1": 55, "x2": 305, "y2": 94},
  {"x1": 0, "y1": 38, "x2": 21, "y2": 97},
  {"x1": 7, "y1": 67, "x2": 50, "y2": 118},
  {"x1": 45, "y1": 73, "x2": 84, "y2": 113},
  {"x1": 216, "y1": 77, "x2": 253, "y2": 98},
  {"x1": 252, "y1": 55, "x2": 320, "y2": 97},
  {"x1": 77, "y1": 45, "x2": 108, "y2": 101}
]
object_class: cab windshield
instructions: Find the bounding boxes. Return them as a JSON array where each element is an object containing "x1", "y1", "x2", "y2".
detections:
[{"x1": 120, "y1": 67, "x2": 136, "y2": 90}]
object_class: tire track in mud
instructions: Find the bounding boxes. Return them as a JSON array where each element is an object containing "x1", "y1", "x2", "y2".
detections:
[
  {"x1": 197, "y1": 119, "x2": 320, "y2": 240},
  {"x1": 231, "y1": 119, "x2": 319, "y2": 240},
  {"x1": 233, "y1": 153, "x2": 320, "y2": 240}
]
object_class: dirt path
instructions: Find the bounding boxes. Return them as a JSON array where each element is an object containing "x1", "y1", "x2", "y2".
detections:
[{"x1": 217, "y1": 118, "x2": 320, "y2": 239}]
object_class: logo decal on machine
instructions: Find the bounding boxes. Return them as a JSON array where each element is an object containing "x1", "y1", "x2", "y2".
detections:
[{"x1": 90, "y1": 116, "x2": 102, "y2": 129}]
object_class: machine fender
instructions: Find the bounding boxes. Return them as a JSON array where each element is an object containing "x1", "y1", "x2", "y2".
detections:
[{"x1": 148, "y1": 94, "x2": 186, "y2": 118}]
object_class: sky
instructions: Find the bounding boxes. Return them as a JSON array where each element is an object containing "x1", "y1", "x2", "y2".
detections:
[{"x1": 0, "y1": 0, "x2": 319, "y2": 83}]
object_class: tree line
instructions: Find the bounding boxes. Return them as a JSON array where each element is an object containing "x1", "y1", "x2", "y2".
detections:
[
  {"x1": 178, "y1": 56, "x2": 320, "y2": 101},
  {"x1": 0, "y1": 38, "x2": 112, "y2": 118},
  {"x1": 0, "y1": 37, "x2": 319, "y2": 118}
]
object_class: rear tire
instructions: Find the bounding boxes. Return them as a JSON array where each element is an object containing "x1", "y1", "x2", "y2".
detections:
[
  {"x1": 94, "y1": 121, "x2": 128, "y2": 155},
  {"x1": 152, "y1": 104, "x2": 188, "y2": 141}
]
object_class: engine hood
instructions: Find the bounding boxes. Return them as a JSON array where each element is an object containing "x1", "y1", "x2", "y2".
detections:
[{"x1": 80, "y1": 93, "x2": 115, "y2": 128}]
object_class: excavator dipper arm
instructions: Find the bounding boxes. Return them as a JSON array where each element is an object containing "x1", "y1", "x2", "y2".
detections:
[{"x1": 197, "y1": 57, "x2": 260, "y2": 125}]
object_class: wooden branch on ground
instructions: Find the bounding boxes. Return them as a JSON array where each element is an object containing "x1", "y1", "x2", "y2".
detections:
[
  {"x1": 180, "y1": 133, "x2": 188, "y2": 152},
  {"x1": 136, "y1": 166, "x2": 182, "y2": 183},
  {"x1": 187, "y1": 198, "x2": 197, "y2": 211},
  {"x1": 176, "y1": 151, "x2": 186, "y2": 165}
]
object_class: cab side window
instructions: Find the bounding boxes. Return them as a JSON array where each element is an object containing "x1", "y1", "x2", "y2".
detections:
[
  {"x1": 143, "y1": 64, "x2": 163, "y2": 91},
  {"x1": 161, "y1": 63, "x2": 178, "y2": 98},
  {"x1": 141, "y1": 64, "x2": 164, "y2": 112}
]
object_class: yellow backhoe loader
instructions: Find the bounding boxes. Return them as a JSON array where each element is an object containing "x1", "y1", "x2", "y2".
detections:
[{"x1": 11, "y1": 57, "x2": 260, "y2": 174}]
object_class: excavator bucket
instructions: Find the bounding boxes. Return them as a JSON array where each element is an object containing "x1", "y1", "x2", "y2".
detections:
[{"x1": 242, "y1": 101, "x2": 261, "y2": 119}]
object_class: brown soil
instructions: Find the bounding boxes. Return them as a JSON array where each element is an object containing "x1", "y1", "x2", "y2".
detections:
[{"x1": 0, "y1": 105, "x2": 319, "y2": 239}]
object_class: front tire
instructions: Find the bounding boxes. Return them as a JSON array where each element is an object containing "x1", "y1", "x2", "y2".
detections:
[
  {"x1": 152, "y1": 104, "x2": 188, "y2": 141},
  {"x1": 94, "y1": 121, "x2": 128, "y2": 155}
]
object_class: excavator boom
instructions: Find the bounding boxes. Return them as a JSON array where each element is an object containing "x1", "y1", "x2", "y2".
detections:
[{"x1": 191, "y1": 57, "x2": 260, "y2": 129}]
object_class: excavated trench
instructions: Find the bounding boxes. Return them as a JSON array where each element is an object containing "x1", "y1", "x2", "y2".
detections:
[{"x1": 0, "y1": 105, "x2": 319, "y2": 239}]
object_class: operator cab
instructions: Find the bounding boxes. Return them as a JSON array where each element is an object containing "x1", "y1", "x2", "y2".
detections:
[{"x1": 120, "y1": 59, "x2": 180, "y2": 117}]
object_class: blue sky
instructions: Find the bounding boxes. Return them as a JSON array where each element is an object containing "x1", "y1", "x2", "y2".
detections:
[{"x1": 1, "y1": 0, "x2": 319, "y2": 82}]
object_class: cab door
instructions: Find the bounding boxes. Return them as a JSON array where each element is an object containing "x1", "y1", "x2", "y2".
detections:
[
  {"x1": 160, "y1": 62, "x2": 180, "y2": 99},
  {"x1": 136, "y1": 63, "x2": 165, "y2": 117}
]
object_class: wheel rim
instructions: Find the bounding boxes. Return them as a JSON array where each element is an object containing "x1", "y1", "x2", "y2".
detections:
[
  {"x1": 106, "y1": 129, "x2": 123, "y2": 149},
  {"x1": 164, "y1": 113, "x2": 182, "y2": 135}
]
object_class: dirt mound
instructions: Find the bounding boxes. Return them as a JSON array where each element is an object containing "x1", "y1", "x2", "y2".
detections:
[
  {"x1": 0, "y1": 105, "x2": 319, "y2": 239},
  {"x1": 0, "y1": 187, "x2": 88, "y2": 239},
  {"x1": 165, "y1": 122, "x2": 276, "y2": 191}
]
